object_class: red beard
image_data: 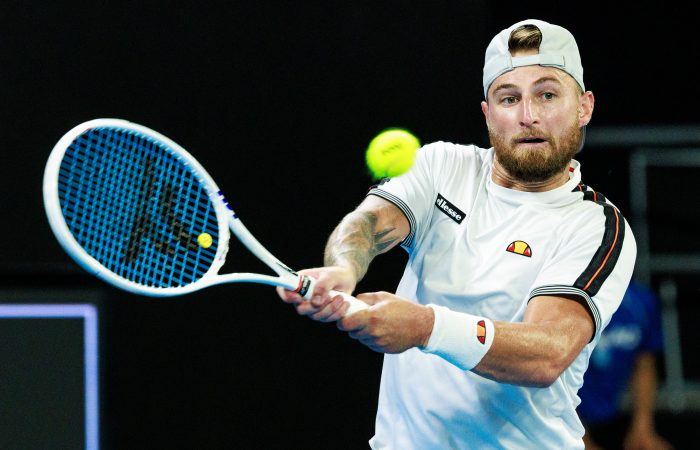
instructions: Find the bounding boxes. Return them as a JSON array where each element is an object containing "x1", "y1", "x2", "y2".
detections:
[{"x1": 489, "y1": 120, "x2": 583, "y2": 183}]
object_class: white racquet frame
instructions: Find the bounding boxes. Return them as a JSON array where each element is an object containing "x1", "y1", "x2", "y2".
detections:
[{"x1": 43, "y1": 118, "x2": 368, "y2": 316}]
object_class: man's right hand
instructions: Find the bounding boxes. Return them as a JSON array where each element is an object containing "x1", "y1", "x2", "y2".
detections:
[{"x1": 276, "y1": 266, "x2": 358, "y2": 322}]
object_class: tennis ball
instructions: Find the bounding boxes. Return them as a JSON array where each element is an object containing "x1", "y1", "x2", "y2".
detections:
[
  {"x1": 197, "y1": 232, "x2": 213, "y2": 249},
  {"x1": 365, "y1": 128, "x2": 420, "y2": 180}
]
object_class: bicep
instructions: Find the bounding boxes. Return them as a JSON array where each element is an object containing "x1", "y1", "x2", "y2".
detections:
[
  {"x1": 355, "y1": 195, "x2": 410, "y2": 253},
  {"x1": 524, "y1": 295, "x2": 595, "y2": 355}
]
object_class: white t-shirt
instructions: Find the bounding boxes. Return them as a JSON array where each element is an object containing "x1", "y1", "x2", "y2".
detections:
[{"x1": 366, "y1": 142, "x2": 637, "y2": 450}]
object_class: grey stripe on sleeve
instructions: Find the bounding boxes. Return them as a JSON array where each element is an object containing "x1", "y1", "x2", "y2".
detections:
[
  {"x1": 367, "y1": 188, "x2": 417, "y2": 249},
  {"x1": 529, "y1": 285, "x2": 602, "y2": 339}
]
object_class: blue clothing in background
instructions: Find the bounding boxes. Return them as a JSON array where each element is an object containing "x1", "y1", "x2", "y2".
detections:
[{"x1": 578, "y1": 281, "x2": 663, "y2": 424}]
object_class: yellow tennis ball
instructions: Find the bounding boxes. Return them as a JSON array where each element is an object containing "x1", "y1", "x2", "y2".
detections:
[
  {"x1": 365, "y1": 128, "x2": 420, "y2": 180},
  {"x1": 197, "y1": 232, "x2": 213, "y2": 249}
]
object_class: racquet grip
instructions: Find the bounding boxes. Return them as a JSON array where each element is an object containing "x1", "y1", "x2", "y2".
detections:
[{"x1": 300, "y1": 276, "x2": 369, "y2": 316}]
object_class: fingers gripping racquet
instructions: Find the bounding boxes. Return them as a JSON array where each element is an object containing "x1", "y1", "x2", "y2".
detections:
[{"x1": 43, "y1": 118, "x2": 368, "y2": 316}]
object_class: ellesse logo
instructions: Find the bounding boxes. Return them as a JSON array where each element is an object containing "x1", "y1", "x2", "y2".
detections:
[
  {"x1": 506, "y1": 241, "x2": 532, "y2": 257},
  {"x1": 435, "y1": 194, "x2": 465, "y2": 224}
]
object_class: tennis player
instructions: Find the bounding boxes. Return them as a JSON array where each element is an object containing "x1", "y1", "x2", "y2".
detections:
[{"x1": 280, "y1": 19, "x2": 636, "y2": 449}]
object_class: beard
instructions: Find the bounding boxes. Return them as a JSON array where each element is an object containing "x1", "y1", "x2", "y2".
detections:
[{"x1": 489, "y1": 120, "x2": 583, "y2": 183}]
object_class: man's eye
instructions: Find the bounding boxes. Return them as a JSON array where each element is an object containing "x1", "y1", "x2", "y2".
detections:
[
  {"x1": 502, "y1": 96, "x2": 517, "y2": 104},
  {"x1": 542, "y1": 92, "x2": 555, "y2": 100}
]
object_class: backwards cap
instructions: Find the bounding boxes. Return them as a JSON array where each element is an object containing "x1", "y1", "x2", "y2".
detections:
[{"x1": 482, "y1": 19, "x2": 584, "y2": 98}]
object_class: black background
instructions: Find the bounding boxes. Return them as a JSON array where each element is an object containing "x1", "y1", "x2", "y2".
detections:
[{"x1": 2, "y1": 2, "x2": 699, "y2": 448}]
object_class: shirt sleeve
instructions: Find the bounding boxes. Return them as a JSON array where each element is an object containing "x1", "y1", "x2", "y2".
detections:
[
  {"x1": 529, "y1": 202, "x2": 637, "y2": 341},
  {"x1": 365, "y1": 142, "x2": 441, "y2": 250},
  {"x1": 366, "y1": 142, "x2": 484, "y2": 251}
]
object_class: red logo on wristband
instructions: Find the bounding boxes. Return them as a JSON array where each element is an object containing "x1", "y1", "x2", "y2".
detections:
[{"x1": 477, "y1": 320, "x2": 486, "y2": 344}]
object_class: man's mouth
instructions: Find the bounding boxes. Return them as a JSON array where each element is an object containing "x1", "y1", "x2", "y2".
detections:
[
  {"x1": 517, "y1": 136, "x2": 547, "y2": 144},
  {"x1": 518, "y1": 136, "x2": 545, "y2": 144}
]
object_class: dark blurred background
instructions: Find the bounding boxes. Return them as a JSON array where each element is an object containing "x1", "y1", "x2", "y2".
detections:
[{"x1": 2, "y1": 1, "x2": 699, "y2": 449}]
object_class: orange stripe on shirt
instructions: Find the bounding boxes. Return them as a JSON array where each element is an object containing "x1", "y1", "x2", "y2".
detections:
[{"x1": 583, "y1": 208, "x2": 619, "y2": 291}]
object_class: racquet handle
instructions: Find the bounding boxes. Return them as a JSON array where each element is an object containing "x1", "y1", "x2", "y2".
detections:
[{"x1": 300, "y1": 276, "x2": 370, "y2": 317}]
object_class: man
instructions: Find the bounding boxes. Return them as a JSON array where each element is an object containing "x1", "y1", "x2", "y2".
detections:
[
  {"x1": 578, "y1": 280, "x2": 674, "y2": 450},
  {"x1": 279, "y1": 19, "x2": 636, "y2": 449}
]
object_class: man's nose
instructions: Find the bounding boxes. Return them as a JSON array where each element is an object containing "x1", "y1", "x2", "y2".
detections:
[{"x1": 519, "y1": 98, "x2": 539, "y2": 127}]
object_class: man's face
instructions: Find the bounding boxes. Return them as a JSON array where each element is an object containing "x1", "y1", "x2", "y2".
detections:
[{"x1": 481, "y1": 58, "x2": 588, "y2": 183}]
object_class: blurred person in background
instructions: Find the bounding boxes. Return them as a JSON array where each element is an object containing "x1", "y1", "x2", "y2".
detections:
[{"x1": 578, "y1": 280, "x2": 674, "y2": 450}]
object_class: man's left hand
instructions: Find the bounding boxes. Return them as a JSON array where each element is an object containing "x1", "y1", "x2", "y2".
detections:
[{"x1": 337, "y1": 291, "x2": 434, "y2": 353}]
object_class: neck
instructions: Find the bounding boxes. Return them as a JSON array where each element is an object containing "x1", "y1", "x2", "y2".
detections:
[{"x1": 491, "y1": 157, "x2": 571, "y2": 192}]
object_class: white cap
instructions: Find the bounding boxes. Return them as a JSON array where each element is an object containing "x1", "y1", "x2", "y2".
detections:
[{"x1": 483, "y1": 19, "x2": 585, "y2": 98}]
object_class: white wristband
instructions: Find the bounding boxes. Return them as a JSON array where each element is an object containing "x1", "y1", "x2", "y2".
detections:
[{"x1": 421, "y1": 304, "x2": 495, "y2": 371}]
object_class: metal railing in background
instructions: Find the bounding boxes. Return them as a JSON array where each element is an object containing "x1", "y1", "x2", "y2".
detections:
[{"x1": 587, "y1": 124, "x2": 700, "y2": 413}]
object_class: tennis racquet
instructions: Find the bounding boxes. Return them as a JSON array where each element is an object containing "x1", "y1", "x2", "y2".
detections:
[{"x1": 43, "y1": 118, "x2": 368, "y2": 316}]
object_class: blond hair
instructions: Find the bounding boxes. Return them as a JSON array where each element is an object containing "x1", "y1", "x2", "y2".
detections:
[
  {"x1": 508, "y1": 24, "x2": 582, "y2": 94},
  {"x1": 508, "y1": 24, "x2": 542, "y2": 53}
]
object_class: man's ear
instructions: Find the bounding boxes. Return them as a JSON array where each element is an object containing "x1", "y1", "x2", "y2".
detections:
[{"x1": 578, "y1": 91, "x2": 594, "y2": 127}]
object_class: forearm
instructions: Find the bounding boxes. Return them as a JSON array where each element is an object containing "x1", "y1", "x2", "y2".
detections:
[
  {"x1": 629, "y1": 353, "x2": 658, "y2": 430},
  {"x1": 473, "y1": 321, "x2": 584, "y2": 387},
  {"x1": 324, "y1": 209, "x2": 403, "y2": 282},
  {"x1": 423, "y1": 296, "x2": 593, "y2": 387}
]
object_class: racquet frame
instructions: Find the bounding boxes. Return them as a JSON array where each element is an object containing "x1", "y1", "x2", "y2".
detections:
[{"x1": 43, "y1": 119, "x2": 314, "y2": 297}]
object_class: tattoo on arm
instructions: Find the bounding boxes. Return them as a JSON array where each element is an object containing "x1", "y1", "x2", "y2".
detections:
[{"x1": 324, "y1": 209, "x2": 401, "y2": 281}]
